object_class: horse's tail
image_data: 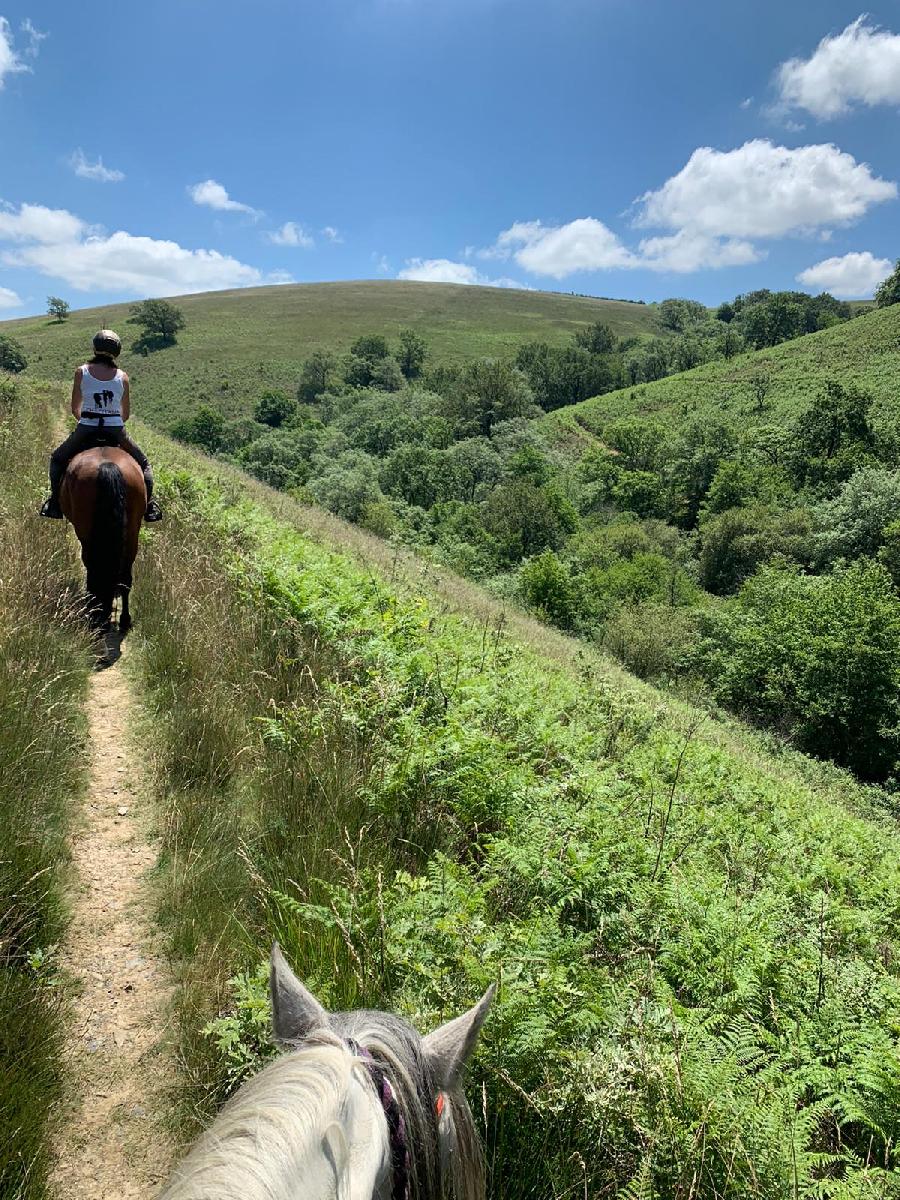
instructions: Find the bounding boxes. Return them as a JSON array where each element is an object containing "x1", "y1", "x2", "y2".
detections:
[{"x1": 85, "y1": 460, "x2": 127, "y2": 609}]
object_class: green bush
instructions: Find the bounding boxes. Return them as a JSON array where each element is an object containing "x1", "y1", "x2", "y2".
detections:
[
  {"x1": 814, "y1": 467, "x2": 900, "y2": 565},
  {"x1": 0, "y1": 334, "x2": 27, "y2": 374},
  {"x1": 172, "y1": 405, "x2": 226, "y2": 453},
  {"x1": 707, "y1": 560, "x2": 900, "y2": 778},
  {"x1": 518, "y1": 550, "x2": 578, "y2": 627},
  {"x1": 254, "y1": 390, "x2": 297, "y2": 428},
  {"x1": 699, "y1": 505, "x2": 813, "y2": 595},
  {"x1": 601, "y1": 601, "x2": 700, "y2": 679}
]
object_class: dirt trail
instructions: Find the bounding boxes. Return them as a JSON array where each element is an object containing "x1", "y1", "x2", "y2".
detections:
[{"x1": 51, "y1": 646, "x2": 175, "y2": 1198}]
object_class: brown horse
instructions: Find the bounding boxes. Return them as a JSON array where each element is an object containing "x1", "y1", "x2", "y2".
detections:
[{"x1": 60, "y1": 446, "x2": 145, "y2": 631}]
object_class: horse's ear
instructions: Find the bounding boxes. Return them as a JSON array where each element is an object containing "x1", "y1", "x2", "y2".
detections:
[
  {"x1": 270, "y1": 943, "x2": 329, "y2": 1044},
  {"x1": 423, "y1": 984, "x2": 495, "y2": 1088}
]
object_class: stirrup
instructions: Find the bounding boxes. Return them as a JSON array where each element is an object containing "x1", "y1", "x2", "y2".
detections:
[
  {"x1": 144, "y1": 500, "x2": 163, "y2": 523},
  {"x1": 40, "y1": 496, "x2": 63, "y2": 519}
]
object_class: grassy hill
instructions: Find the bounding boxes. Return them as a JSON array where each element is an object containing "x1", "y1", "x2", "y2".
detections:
[
  {"x1": 539, "y1": 302, "x2": 900, "y2": 453},
  {"x1": 129, "y1": 414, "x2": 900, "y2": 1198},
  {"x1": 4, "y1": 280, "x2": 655, "y2": 428}
]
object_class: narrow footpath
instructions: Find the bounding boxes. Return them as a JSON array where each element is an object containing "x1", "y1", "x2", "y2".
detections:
[{"x1": 51, "y1": 648, "x2": 175, "y2": 1199}]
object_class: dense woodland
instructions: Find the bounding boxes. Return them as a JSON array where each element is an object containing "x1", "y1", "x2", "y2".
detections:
[{"x1": 167, "y1": 277, "x2": 900, "y2": 783}]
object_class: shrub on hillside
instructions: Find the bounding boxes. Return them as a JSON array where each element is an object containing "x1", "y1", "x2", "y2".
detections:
[
  {"x1": 307, "y1": 450, "x2": 384, "y2": 522},
  {"x1": 483, "y1": 479, "x2": 578, "y2": 563},
  {"x1": 0, "y1": 335, "x2": 26, "y2": 374},
  {"x1": 297, "y1": 350, "x2": 337, "y2": 403},
  {"x1": 601, "y1": 601, "x2": 700, "y2": 680},
  {"x1": 518, "y1": 550, "x2": 578, "y2": 628},
  {"x1": 171, "y1": 405, "x2": 225, "y2": 453},
  {"x1": 703, "y1": 560, "x2": 900, "y2": 778},
  {"x1": 875, "y1": 259, "x2": 900, "y2": 308},
  {"x1": 698, "y1": 505, "x2": 813, "y2": 595},
  {"x1": 237, "y1": 428, "x2": 317, "y2": 491},
  {"x1": 254, "y1": 390, "x2": 297, "y2": 427},
  {"x1": 814, "y1": 467, "x2": 900, "y2": 565}
]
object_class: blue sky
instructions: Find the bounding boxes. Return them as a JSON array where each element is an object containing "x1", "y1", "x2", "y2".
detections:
[{"x1": 0, "y1": 0, "x2": 898, "y2": 315}]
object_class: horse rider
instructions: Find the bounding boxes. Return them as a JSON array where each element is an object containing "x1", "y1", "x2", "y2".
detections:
[{"x1": 40, "y1": 329, "x2": 163, "y2": 522}]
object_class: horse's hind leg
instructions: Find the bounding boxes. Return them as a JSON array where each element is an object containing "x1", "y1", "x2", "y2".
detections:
[
  {"x1": 119, "y1": 586, "x2": 132, "y2": 635},
  {"x1": 118, "y1": 560, "x2": 134, "y2": 634}
]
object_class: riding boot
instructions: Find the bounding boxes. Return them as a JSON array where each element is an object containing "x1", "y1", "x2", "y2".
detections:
[
  {"x1": 40, "y1": 460, "x2": 65, "y2": 518},
  {"x1": 143, "y1": 466, "x2": 163, "y2": 523}
]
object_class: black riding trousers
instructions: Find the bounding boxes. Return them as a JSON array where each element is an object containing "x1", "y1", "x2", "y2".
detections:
[{"x1": 49, "y1": 424, "x2": 154, "y2": 498}]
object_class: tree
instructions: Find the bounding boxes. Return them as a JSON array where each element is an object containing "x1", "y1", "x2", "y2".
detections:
[
  {"x1": 0, "y1": 335, "x2": 27, "y2": 373},
  {"x1": 396, "y1": 328, "x2": 428, "y2": 379},
  {"x1": 875, "y1": 260, "x2": 900, "y2": 308},
  {"x1": 814, "y1": 468, "x2": 900, "y2": 565},
  {"x1": 297, "y1": 351, "x2": 336, "y2": 403},
  {"x1": 128, "y1": 299, "x2": 186, "y2": 347},
  {"x1": 790, "y1": 380, "x2": 876, "y2": 491},
  {"x1": 171, "y1": 405, "x2": 225, "y2": 453},
  {"x1": 516, "y1": 343, "x2": 622, "y2": 411},
  {"x1": 254, "y1": 390, "x2": 297, "y2": 427},
  {"x1": 47, "y1": 296, "x2": 70, "y2": 323},
  {"x1": 446, "y1": 359, "x2": 536, "y2": 436},
  {"x1": 711, "y1": 560, "x2": 900, "y2": 778},
  {"x1": 369, "y1": 358, "x2": 405, "y2": 392},
  {"x1": 349, "y1": 334, "x2": 389, "y2": 363},
  {"x1": 574, "y1": 321, "x2": 617, "y2": 354},
  {"x1": 656, "y1": 298, "x2": 707, "y2": 332}
]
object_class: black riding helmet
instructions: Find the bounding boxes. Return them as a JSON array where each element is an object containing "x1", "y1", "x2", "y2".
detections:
[{"x1": 92, "y1": 328, "x2": 122, "y2": 358}]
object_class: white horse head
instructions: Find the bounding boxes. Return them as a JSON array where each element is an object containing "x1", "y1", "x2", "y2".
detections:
[{"x1": 158, "y1": 945, "x2": 495, "y2": 1200}]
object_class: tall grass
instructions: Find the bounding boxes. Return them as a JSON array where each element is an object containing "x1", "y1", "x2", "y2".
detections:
[
  {"x1": 134, "y1": 491, "x2": 397, "y2": 1129},
  {"x1": 135, "y1": 450, "x2": 900, "y2": 1200},
  {"x1": 0, "y1": 379, "x2": 91, "y2": 1199}
]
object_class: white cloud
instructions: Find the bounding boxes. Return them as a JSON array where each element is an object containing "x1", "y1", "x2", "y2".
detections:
[
  {"x1": 636, "y1": 139, "x2": 896, "y2": 239},
  {"x1": 776, "y1": 16, "x2": 900, "y2": 119},
  {"x1": 189, "y1": 179, "x2": 260, "y2": 217},
  {"x1": 490, "y1": 218, "x2": 636, "y2": 277},
  {"x1": 397, "y1": 258, "x2": 526, "y2": 288},
  {"x1": 740, "y1": 96, "x2": 753, "y2": 109},
  {"x1": 321, "y1": 225, "x2": 342, "y2": 242},
  {"x1": 398, "y1": 258, "x2": 482, "y2": 284},
  {"x1": 0, "y1": 202, "x2": 87, "y2": 244},
  {"x1": 475, "y1": 216, "x2": 761, "y2": 277},
  {"x1": 0, "y1": 17, "x2": 29, "y2": 86},
  {"x1": 69, "y1": 148, "x2": 124, "y2": 183},
  {"x1": 0, "y1": 200, "x2": 284, "y2": 297},
  {"x1": 0, "y1": 285, "x2": 21, "y2": 308},
  {"x1": 266, "y1": 221, "x2": 314, "y2": 248},
  {"x1": 637, "y1": 230, "x2": 764, "y2": 273},
  {"x1": 797, "y1": 250, "x2": 893, "y2": 297}
]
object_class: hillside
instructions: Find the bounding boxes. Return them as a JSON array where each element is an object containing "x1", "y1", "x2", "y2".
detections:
[
  {"x1": 127, "y1": 414, "x2": 900, "y2": 1195},
  {"x1": 3, "y1": 280, "x2": 655, "y2": 427},
  {"x1": 538, "y1": 301, "x2": 900, "y2": 452}
]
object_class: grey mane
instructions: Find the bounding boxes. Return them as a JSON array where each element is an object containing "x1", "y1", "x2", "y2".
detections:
[{"x1": 327, "y1": 1008, "x2": 485, "y2": 1200}]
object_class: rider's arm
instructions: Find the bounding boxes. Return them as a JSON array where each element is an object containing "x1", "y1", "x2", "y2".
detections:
[
  {"x1": 70, "y1": 369, "x2": 82, "y2": 419},
  {"x1": 121, "y1": 373, "x2": 131, "y2": 421}
]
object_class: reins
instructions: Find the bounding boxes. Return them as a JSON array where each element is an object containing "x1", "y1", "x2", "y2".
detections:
[{"x1": 347, "y1": 1039, "x2": 411, "y2": 1200}]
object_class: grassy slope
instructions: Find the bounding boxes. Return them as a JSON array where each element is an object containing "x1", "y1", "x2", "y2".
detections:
[
  {"x1": 539, "y1": 303, "x2": 900, "y2": 452},
  {"x1": 0, "y1": 382, "x2": 91, "y2": 1199},
  {"x1": 4, "y1": 281, "x2": 655, "y2": 428},
  {"x1": 128, "y1": 415, "x2": 900, "y2": 1197}
]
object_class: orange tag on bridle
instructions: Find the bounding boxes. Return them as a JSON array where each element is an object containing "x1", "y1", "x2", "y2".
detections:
[{"x1": 435, "y1": 1093, "x2": 445, "y2": 1118}]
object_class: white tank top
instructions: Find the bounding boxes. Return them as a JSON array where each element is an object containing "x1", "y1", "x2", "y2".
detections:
[{"x1": 78, "y1": 364, "x2": 125, "y2": 427}]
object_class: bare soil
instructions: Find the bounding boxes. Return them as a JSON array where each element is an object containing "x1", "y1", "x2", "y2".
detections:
[{"x1": 50, "y1": 645, "x2": 175, "y2": 1198}]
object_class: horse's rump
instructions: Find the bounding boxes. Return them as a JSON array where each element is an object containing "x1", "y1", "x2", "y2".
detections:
[{"x1": 61, "y1": 447, "x2": 145, "y2": 625}]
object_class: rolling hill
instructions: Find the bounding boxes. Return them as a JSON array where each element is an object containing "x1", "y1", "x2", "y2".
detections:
[
  {"x1": 538, "y1": 301, "x2": 900, "y2": 454},
  {"x1": 4, "y1": 280, "x2": 655, "y2": 428}
]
